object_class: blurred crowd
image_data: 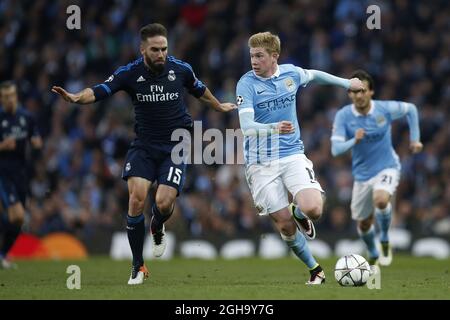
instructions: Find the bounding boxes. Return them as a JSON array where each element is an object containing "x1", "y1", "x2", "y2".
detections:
[{"x1": 1, "y1": 0, "x2": 449, "y2": 245}]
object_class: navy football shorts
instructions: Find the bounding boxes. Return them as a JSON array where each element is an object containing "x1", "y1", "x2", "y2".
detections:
[
  {"x1": 121, "y1": 144, "x2": 187, "y2": 195},
  {"x1": 0, "y1": 174, "x2": 27, "y2": 208}
]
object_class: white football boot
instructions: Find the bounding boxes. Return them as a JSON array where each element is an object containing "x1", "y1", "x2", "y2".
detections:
[
  {"x1": 127, "y1": 265, "x2": 149, "y2": 285},
  {"x1": 306, "y1": 266, "x2": 325, "y2": 285},
  {"x1": 378, "y1": 242, "x2": 393, "y2": 266},
  {"x1": 0, "y1": 256, "x2": 17, "y2": 270},
  {"x1": 150, "y1": 217, "x2": 166, "y2": 258}
]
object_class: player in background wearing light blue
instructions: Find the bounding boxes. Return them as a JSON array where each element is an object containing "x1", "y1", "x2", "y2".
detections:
[
  {"x1": 236, "y1": 32, "x2": 364, "y2": 285},
  {"x1": 331, "y1": 70, "x2": 422, "y2": 269}
]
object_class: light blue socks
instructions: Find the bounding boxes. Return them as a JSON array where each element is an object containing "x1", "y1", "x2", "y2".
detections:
[
  {"x1": 282, "y1": 230, "x2": 318, "y2": 269},
  {"x1": 375, "y1": 203, "x2": 392, "y2": 243},
  {"x1": 358, "y1": 225, "x2": 379, "y2": 259}
]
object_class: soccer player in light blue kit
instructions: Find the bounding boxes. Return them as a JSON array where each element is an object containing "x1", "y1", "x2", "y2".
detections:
[
  {"x1": 331, "y1": 70, "x2": 422, "y2": 269},
  {"x1": 236, "y1": 32, "x2": 364, "y2": 284}
]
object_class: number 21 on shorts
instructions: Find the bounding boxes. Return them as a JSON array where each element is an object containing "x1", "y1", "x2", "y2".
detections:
[
  {"x1": 167, "y1": 167, "x2": 182, "y2": 185},
  {"x1": 381, "y1": 174, "x2": 392, "y2": 185}
]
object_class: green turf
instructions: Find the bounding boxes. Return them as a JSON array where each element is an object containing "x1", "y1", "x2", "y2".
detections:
[{"x1": 0, "y1": 256, "x2": 449, "y2": 299}]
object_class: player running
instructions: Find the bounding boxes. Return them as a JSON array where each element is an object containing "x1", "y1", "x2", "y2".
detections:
[
  {"x1": 331, "y1": 70, "x2": 422, "y2": 269},
  {"x1": 236, "y1": 32, "x2": 363, "y2": 284},
  {"x1": 52, "y1": 23, "x2": 236, "y2": 285}
]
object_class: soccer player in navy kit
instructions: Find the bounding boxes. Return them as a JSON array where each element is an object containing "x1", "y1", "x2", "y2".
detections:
[
  {"x1": 52, "y1": 23, "x2": 236, "y2": 284},
  {"x1": 0, "y1": 81, "x2": 43, "y2": 269}
]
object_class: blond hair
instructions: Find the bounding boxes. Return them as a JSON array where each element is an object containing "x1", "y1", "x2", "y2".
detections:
[{"x1": 248, "y1": 32, "x2": 281, "y2": 55}]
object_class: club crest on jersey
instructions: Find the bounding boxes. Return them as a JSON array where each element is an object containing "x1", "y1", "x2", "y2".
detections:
[
  {"x1": 284, "y1": 77, "x2": 295, "y2": 92},
  {"x1": 376, "y1": 115, "x2": 386, "y2": 127},
  {"x1": 20, "y1": 116, "x2": 26, "y2": 126},
  {"x1": 236, "y1": 95, "x2": 244, "y2": 105},
  {"x1": 168, "y1": 70, "x2": 176, "y2": 81},
  {"x1": 2, "y1": 120, "x2": 8, "y2": 128}
]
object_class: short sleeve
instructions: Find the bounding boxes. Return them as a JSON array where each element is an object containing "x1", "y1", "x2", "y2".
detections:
[
  {"x1": 183, "y1": 63, "x2": 207, "y2": 98},
  {"x1": 296, "y1": 67, "x2": 314, "y2": 87}
]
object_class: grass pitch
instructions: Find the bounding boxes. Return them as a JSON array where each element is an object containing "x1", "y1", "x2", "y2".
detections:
[{"x1": 0, "y1": 256, "x2": 448, "y2": 300}]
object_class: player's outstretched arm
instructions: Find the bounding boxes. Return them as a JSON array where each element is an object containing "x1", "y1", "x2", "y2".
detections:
[
  {"x1": 306, "y1": 70, "x2": 364, "y2": 91},
  {"x1": 51, "y1": 86, "x2": 96, "y2": 104},
  {"x1": 199, "y1": 88, "x2": 237, "y2": 112}
]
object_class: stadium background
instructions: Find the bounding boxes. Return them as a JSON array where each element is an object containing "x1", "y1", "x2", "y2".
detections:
[{"x1": 0, "y1": 0, "x2": 449, "y2": 260}]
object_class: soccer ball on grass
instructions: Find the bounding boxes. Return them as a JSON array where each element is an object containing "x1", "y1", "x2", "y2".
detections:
[{"x1": 334, "y1": 254, "x2": 371, "y2": 287}]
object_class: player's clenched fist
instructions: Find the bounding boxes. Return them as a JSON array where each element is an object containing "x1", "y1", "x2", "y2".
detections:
[
  {"x1": 354, "y1": 128, "x2": 365, "y2": 143},
  {"x1": 409, "y1": 141, "x2": 423, "y2": 153},
  {"x1": 349, "y1": 78, "x2": 364, "y2": 91},
  {"x1": 277, "y1": 121, "x2": 295, "y2": 134}
]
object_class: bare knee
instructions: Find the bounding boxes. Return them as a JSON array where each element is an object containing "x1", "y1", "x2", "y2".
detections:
[
  {"x1": 296, "y1": 190, "x2": 323, "y2": 221},
  {"x1": 129, "y1": 192, "x2": 146, "y2": 215},
  {"x1": 373, "y1": 191, "x2": 390, "y2": 210},
  {"x1": 373, "y1": 197, "x2": 389, "y2": 210},
  {"x1": 127, "y1": 177, "x2": 151, "y2": 215},
  {"x1": 155, "y1": 194, "x2": 175, "y2": 214},
  {"x1": 278, "y1": 221, "x2": 297, "y2": 237},
  {"x1": 302, "y1": 204, "x2": 323, "y2": 221}
]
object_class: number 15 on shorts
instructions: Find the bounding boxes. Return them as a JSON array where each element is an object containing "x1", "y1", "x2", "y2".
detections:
[{"x1": 167, "y1": 167, "x2": 182, "y2": 185}]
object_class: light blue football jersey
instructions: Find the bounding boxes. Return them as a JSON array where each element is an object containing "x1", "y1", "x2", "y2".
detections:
[
  {"x1": 331, "y1": 100, "x2": 413, "y2": 181},
  {"x1": 236, "y1": 64, "x2": 311, "y2": 165}
]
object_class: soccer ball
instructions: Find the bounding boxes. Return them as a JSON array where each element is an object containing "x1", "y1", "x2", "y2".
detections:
[{"x1": 334, "y1": 254, "x2": 371, "y2": 287}]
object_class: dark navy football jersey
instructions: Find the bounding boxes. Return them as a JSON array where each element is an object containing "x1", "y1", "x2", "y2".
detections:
[
  {"x1": 92, "y1": 56, "x2": 206, "y2": 145},
  {"x1": 0, "y1": 107, "x2": 40, "y2": 172}
]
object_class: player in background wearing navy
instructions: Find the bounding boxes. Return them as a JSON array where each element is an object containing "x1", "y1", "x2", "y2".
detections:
[
  {"x1": 236, "y1": 32, "x2": 364, "y2": 284},
  {"x1": 52, "y1": 23, "x2": 236, "y2": 285},
  {"x1": 331, "y1": 70, "x2": 422, "y2": 269},
  {"x1": 0, "y1": 81, "x2": 43, "y2": 269}
]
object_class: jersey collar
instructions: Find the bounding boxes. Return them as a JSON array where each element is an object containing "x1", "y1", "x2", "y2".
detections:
[
  {"x1": 253, "y1": 65, "x2": 280, "y2": 80},
  {"x1": 351, "y1": 100, "x2": 375, "y2": 117}
]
